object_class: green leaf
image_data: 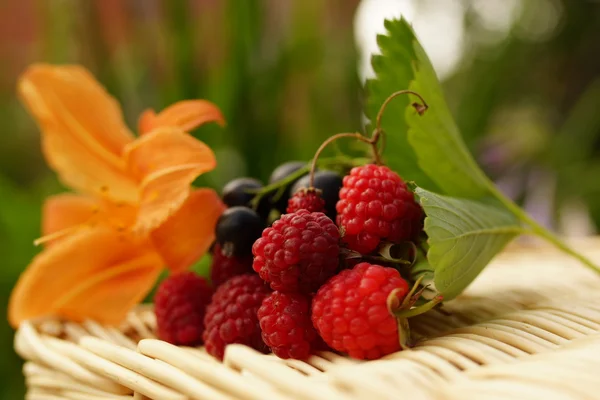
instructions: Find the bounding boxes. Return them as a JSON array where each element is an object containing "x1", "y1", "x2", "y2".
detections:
[
  {"x1": 406, "y1": 42, "x2": 490, "y2": 198},
  {"x1": 367, "y1": 17, "x2": 600, "y2": 301},
  {"x1": 416, "y1": 187, "x2": 525, "y2": 300},
  {"x1": 367, "y1": 18, "x2": 490, "y2": 198},
  {"x1": 365, "y1": 20, "x2": 440, "y2": 192}
]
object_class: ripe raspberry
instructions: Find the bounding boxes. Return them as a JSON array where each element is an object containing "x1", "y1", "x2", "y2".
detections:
[
  {"x1": 252, "y1": 209, "x2": 340, "y2": 293},
  {"x1": 336, "y1": 164, "x2": 423, "y2": 254},
  {"x1": 203, "y1": 274, "x2": 271, "y2": 360},
  {"x1": 258, "y1": 292, "x2": 320, "y2": 359},
  {"x1": 154, "y1": 272, "x2": 213, "y2": 346},
  {"x1": 210, "y1": 244, "x2": 253, "y2": 287},
  {"x1": 311, "y1": 262, "x2": 409, "y2": 360},
  {"x1": 287, "y1": 189, "x2": 325, "y2": 214}
]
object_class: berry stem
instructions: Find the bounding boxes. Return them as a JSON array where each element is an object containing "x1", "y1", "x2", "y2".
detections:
[
  {"x1": 309, "y1": 133, "x2": 373, "y2": 187},
  {"x1": 402, "y1": 275, "x2": 425, "y2": 307},
  {"x1": 371, "y1": 90, "x2": 429, "y2": 157},
  {"x1": 248, "y1": 156, "x2": 366, "y2": 209},
  {"x1": 392, "y1": 295, "x2": 444, "y2": 319},
  {"x1": 374, "y1": 90, "x2": 429, "y2": 137},
  {"x1": 364, "y1": 255, "x2": 412, "y2": 266}
]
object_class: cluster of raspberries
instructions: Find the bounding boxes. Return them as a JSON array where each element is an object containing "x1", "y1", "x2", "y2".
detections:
[{"x1": 154, "y1": 163, "x2": 422, "y2": 361}]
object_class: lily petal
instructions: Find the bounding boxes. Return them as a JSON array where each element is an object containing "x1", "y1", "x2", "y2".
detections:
[
  {"x1": 151, "y1": 188, "x2": 225, "y2": 273},
  {"x1": 18, "y1": 64, "x2": 138, "y2": 203},
  {"x1": 8, "y1": 227, "x2": 162, "y2": 327},
  {"x1": 138, "y1": 100, "x2": 225, "y2": 135},
  {"x1": 39, "y1": 194, "x2": 138, "y2": 247},
  {"x1": 124, "y1": 127, "x2": 217, "y2": 233},
  {"x1": 137, "y1": 109, "x2": 157, "y2": 135},
  {"x1": 42, "y1": 194, "x2": 100, "y2": 237}
]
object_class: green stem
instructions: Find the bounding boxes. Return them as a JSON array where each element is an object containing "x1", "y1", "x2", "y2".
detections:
[
  {"x1": 249, "y1": 156, "x2": 368, "y2": 209},
  {"x1": 393, "y1": 296, "x2": 444, "y2": 319},
  {"x1": 489, "y1": 186, "x2": 600, "y2": 274},
  {"x1": 365, "y1": 255, "x2": 412, "y2": 265}
]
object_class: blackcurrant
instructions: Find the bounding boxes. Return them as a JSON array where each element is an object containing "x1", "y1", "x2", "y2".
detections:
[
  {"x1": 222, "y1": 177, "x2": 262, "y2": 207},
  {"x1": 221, "y1": 177, "x2": 270, "y2": 218},
  {"x1": 268, "y1": 161, "x2": 307, "y2": 213},
  {"x1": 215, "y1": 207, "x2": 264, "y2": 257},
  {"x1": 291, "y1": 170, "x2": 343, "y2": 219}
]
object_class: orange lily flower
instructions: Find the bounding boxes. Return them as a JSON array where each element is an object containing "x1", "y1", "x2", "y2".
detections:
[{"x1": 8, "y1": 64, "x2": 226, "y2": 327}]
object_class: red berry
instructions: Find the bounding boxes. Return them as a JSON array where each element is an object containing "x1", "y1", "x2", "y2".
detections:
[
  {"x1": 252, "y1": 209, "x2": 340, "y2": 293},
  {"x1": 258, "y1": 292, "x2": 320, "y2": 359},
  {"x1": 336, "y1": 164, "x2": 423, "y2": 254},
  {"x1": 311, "y1": 262, "x2": 409, "y2": 360},
  {"x1": 154, "y1": 272, "x2": 213, "y2": 346},
  {"x1": 203, "y1": 274, "x2": 271, "y2": 360},
  {"x1": 287, "y1": 189, "x2": 325, "y2": 214},
  {"x1": 210, "y1": 244, "x2": 253, "y2": 287}
]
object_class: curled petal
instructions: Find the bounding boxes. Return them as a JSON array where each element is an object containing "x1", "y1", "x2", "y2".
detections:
[
  {"x1": 137, "y1": 100, "x2": 225, "y2": 135},
  {"x1": 8, "y1": 227, "x2": 162, "y2": 327},
  {"x1": 18, "y1": 64, "x2": 138, "y2": 203},
  {"x1": 151, "y1": 188, "x2": 225, "y2": 273},
  {"x1": 124, "y1": 127, "x2": 217, "y2": 233}
]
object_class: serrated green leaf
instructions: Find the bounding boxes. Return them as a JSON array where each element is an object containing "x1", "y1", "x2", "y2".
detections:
[
  {"x1": 406, "y1": 41, "x2": 490, "y2": 198},
  {"x1": 368, "y1": 17, "x2": 600, "y2": 301},
  {"x1": 367, "y1": 18, "x2": 490, "y2": 198},
  {"x1": 416, "y1": 187, "x2": 525, "y2": 300},
  {"x1": 365, "y1": 21, "x2": 439, "y2": 192}
]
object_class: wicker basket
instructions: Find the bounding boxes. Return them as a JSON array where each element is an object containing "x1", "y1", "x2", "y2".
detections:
[{"x1": 15, "y1": 238, "x2": 600, "y2": 400}]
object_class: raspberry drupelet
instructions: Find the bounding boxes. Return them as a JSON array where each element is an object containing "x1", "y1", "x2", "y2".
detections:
[
  {"x1": 287, "y1": 189, "x2": 325, "y2": 214},
  {"x1": 311, "y1": 262, "x2": 409, "y2": 360},
  {"x1": 210, "y1": 243, "x2": 253, "y2": 287},
  {"x1": 258, "y1": 291, "x2": 321, "y2": 359},
  {"x1": 203, "y1": 274, "x2": 271, "y2": 360},
  {"x1": 252, "y1": 209, "x2": 340, "y2": 293},
  {"x1": 336, "y1": 164, "x2": 423, "y2": 254},
  {"x1": 154, "y1": 272, "x2": 213, "y2": 346}
]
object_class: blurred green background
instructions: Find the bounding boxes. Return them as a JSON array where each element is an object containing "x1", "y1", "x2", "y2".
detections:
[{"x1": 0, "y1": 0, "x2": 599, "y2": 397}]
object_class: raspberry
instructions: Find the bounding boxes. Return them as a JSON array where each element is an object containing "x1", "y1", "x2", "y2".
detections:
[
  {"x1": 291, "y1": 171, "x2": 343, "y2": 220},
  {"x1": 203, "y1": 274, "x2": 271, "y2": 360},
  {"x1": 336, "y1": 164, "x2": 423, "y2": 254},
  {"x1": 258, "y1": 292, "x2": 320, "y2": 359},
  {"x1": 286, "y1": 189, "x2": 325, "y2": 214},
  {"x1": 154, "y1": 272, "x2": 213, "y2": 346},
  {"x1": 252, "y1": 209, "x2": 340, "y2": 293},
  {"x1": 210, "y1": 244, "x2": 253, "y2": 287},
  {"x1": 311, "y1": 262, "x2": 409, "y2": 360}
]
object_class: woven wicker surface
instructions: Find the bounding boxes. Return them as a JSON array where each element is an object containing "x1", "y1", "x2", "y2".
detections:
[{"x1": 14, "y1": 238, "x2": 600, "y2": 400}]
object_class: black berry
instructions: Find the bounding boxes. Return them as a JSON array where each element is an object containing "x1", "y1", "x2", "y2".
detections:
[
  {"x1": 215, "y1": 207, "x2": 264, "y2": 257},
  {"x1": 291, "y1": 170, "x2": 343, "y2": 220},
  {"x1": 222, "y1": 177, "x2": 270, "y2": 218},
  {"x1": 268, "y1": 161, "x2": 307, "y2": 213}
]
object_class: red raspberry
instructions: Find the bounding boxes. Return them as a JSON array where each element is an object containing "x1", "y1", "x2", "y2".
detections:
[
  {"x1": 154, "y1": 272, "x2": 213, "y2": 346},
  {"x1": 336, "y1": 164, "x2": 423, "y2": 254},
  {"x1": 252, "y1": 209, "x2": 340, "y2": 293},
  {"x1": 287, "y1": 189, "x2": 325, "y2": 214},
  {"x1": 210, "y1": 244, "x2": 253, "y2": 287},
  {"x1": 258, "y1": 292, "x2": 320, "y2": 359},
  {"x1": 311, "y1": 262, "x2": 409, "y2": 360},
  {"x1": 203, "y1": 274, "x2": 271, "y2": 360}
]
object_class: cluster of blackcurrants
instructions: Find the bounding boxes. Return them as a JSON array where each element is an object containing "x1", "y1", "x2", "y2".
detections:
[{"x1": 214, "y1": 161, "x2": 343, "y2": 261}]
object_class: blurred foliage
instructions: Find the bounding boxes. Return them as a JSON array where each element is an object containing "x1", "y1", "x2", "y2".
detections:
[{"x1": 0, "y1": 0, "x2": 598, "y2": 397}]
